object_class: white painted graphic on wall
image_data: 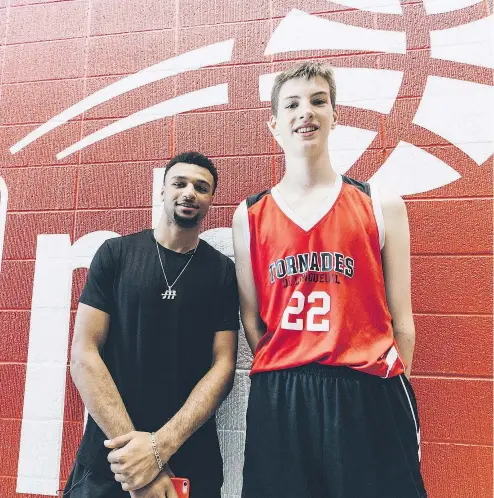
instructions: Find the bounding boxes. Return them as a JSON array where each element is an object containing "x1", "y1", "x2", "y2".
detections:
[
  {"x1": 329, "y1": 0, "x2": 402, "y2": 14},
  {"x1": 16, "y1": 232, "x2": 120, "y2": 495},
  {"x1": 11, "y1": 9, "x2": 492, "y2": 196},
  {"x1": 265, "y1": 9, "x2": 407, "y2": 54},
  {"x1": 422, "y1": 0, "x2": 484, "y2": 15},
  {"x1": 7, "y1": 3, "x2": 493, "y2": 496},
  {"x1": 430, "y1": 15, "x2": 494, "y2": 69},
  {"x1": 56, "y1": 84, "x2": 229, "y2": 160},
  {"x1": 368, "y1": 141, "x2": 462, "y2": 195},
  {"x1": 413, "y1": 76, "x2": 494, "y2": 166},
  {"x1": 10, "y1": 40, "x2": 235, "y2": 154},
  {"x1": 0, "y1": 177, "x2": 8, "y2": 276}
]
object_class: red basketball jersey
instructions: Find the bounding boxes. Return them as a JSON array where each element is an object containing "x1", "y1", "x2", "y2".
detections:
[{"x1": 242, "y1": 175, "x2": 405, "y2": 378}]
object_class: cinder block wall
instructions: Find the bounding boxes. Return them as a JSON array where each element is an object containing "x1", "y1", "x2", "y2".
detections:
[{"x1": 0, "y1": 1, "x2": 492, "y2": 497}]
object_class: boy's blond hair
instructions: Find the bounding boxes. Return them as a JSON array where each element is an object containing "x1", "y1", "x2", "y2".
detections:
[{"x1": 271, "y1": 61, "x2": 337, "y2": 116}]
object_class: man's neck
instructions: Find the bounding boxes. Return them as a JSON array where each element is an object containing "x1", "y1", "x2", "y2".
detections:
[
  {"x1": 279, "y1": 148, "x2": 337, "y2": 194},
  {"x1": 154, "y1": 216, "x2": 200, "y2": 253}
]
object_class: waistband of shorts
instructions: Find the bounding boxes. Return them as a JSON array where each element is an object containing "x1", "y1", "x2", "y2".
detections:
[{"x1": 256, "y1": 362, "x2": 388, "y2": 381}]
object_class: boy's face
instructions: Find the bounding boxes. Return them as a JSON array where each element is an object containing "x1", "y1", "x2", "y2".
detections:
[{"x1": 270, "y1": 76, "x2": 337, "y2": 156}]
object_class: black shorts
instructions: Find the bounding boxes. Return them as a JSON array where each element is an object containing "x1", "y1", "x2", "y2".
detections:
[
  {"x1": 242, "y1": 364, "x2": 427, "y2": 498},
  {"x1": 62, "y1": 461, "x2": 222, "y2": 498}
]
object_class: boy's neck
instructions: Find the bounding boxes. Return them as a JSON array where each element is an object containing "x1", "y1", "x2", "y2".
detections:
[{"x1": 280, "y1": 147, "x2": 337, "y2": 192}]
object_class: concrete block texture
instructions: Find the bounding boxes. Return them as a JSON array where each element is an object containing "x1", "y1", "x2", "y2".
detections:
[
  {"x1": 236, "y1": 326, "x2": 254, "y2": 371},
  {"x1": 216, "y1": 369, "x2": 250, "y2": 432},
  {"x1": 0, "y1": 1, "x2": 492, "y2": 497},
  {"x1": 218, "y1": 429, "x2": 246, "y2": 497}
]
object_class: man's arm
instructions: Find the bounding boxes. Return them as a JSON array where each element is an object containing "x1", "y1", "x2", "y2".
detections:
[
  {"x1": 71, "y1": 305, "x2": 165, "y2": 496},
  {"x1": 105, "y1": 250, "x2": 239, "y2": 492},
  {"x1": 380, "y1": 187, "x2": 416, "y2": 378},
  {"x1": 70, "y1": 302, "x2": 134, "y2": 438},
  {"x1": 232, "y1": 201, "x2": 266, "y2": 353},
  {"x1": 106, "y1": 329, "x2": 238, "y2": 491},
  {"x1": 156, "y1": 328, "x2": 237, "y2": 453}
]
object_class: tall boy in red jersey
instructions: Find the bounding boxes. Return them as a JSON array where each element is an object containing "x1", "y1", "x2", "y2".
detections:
[{"x1": 232, "y1": 62, "x2": 427, "y2": 497}]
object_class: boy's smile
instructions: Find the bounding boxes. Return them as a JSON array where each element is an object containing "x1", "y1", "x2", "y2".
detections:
[{"x1": 270, "y1": 75, "x2": 338, "y2": 155}]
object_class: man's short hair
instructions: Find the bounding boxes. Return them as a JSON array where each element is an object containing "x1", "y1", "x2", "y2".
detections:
[
  {"x1": 271, "y1": 61, "x2": 337, "y2": 116},
  {"x1": 163, "y1": 151, "x2": 218, "y2": 193}
]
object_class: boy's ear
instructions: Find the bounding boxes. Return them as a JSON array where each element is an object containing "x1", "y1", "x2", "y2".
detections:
[
  {"x1": 268, "y1": 115, "x2": 279, "y2": 136},
  {"x1": 268, "y1": 114, "x2": 284, "y2": 149},
  {"x1": 331, "y1": 110, "x2": 338, "y2": 130},
  {"x1": 160, "y1": 184, "x2": 165, "y2": 202}
]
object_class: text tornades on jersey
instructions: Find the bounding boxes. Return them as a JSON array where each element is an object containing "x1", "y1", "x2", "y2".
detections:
[{"x1": 269, "y1": 251, "x2": 355, "y2": 283}]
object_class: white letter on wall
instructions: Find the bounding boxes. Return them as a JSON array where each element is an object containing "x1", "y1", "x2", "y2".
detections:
[
  {"x1": 0, "y1": 177, "x2": 8, "y2": 275},
  {"x1": 16, "y1": 231, "x2": 120, "y2": 496}
]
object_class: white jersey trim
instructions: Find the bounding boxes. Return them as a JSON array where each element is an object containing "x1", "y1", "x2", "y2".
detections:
[
  {"x1": 239, "y1": 200, "x2": 251, "y2": 254},
  {"x1": 382, "y1": 345, "x2": 399, "y2": 379},
  {"x1": 399, "y1": 375, "x2": 421, "y2": 462},
  {"x1": 370, "y1": 182, "x2": 385, "y2": 249},
  {"x1": 271, "y1": 174, "x2": 343, "y2": 232}
]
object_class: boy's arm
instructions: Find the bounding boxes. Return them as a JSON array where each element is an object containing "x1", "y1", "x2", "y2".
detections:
[
  {"x1": 232, "y1": 201, "x2": 266, "y2": 354},
  {"x1": 380, "y1": 187, "x2": 416, "y2": 378}
]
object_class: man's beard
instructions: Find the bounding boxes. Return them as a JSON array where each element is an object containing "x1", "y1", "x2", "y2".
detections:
[{"x1": 173, "y1": 211, "x2": 200, "y2": 228}]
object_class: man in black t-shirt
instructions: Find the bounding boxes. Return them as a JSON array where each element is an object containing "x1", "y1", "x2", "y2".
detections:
[{"x1": 64, "y1": 151, "x2": 239, "y2": 498}]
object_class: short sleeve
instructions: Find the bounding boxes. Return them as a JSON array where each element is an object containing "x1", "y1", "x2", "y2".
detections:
[
  {"x1": 213, "y1": 258, "x2": 240, "y2": 332},
  {"x1": 79, "y1": 240, "x2": 117, "y2": 314}
]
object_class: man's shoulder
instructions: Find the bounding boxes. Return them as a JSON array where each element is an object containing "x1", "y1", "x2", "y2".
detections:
[
  {"x1": 99, "y1": 230, "x2": 151, "y2": 265},
  {"x1": 104, "y1": 229, "x2": 150, "y2": 249}
]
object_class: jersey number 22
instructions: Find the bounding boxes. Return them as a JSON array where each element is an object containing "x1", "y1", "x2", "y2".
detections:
[{"x1": 281, "y1": 291, "x2": 330, "y2": 332}]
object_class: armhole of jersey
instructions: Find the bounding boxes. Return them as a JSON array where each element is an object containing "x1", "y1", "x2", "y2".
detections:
[
  {"x1": 239, "y1": 200, "x2": 251, "y2": 255},
  {"x1": 370, "y1": 183, "x2": 385, "y2": 250}
]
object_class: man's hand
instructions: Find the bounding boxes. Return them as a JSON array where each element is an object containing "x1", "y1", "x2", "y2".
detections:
[
  {"x1": 129, "y1": 465, "x2": 178, "y2": 498},
  {"x1": 105, "y1": 431, "x2": 161, "y2": 491}
]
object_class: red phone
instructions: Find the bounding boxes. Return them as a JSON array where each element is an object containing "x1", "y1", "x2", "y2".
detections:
[{"x1": 171, "y1": 477, "x2": 190, "y2": 498}]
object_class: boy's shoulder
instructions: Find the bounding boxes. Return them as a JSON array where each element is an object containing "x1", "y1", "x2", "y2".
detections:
[{"x1": 246, "y1": 189, "x2": 271, "y2": 208}]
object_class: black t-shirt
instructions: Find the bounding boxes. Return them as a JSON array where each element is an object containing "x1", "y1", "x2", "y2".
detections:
[{"x1": 75, "y1": 229, "x2": 239, "y2": 482}]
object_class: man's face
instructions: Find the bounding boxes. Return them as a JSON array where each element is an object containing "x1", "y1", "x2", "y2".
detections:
[
  {"x1": 161, "y1": 162, "x2": 214, "y2": 228},
  {"x1": 270, "y1": 76, "x2": 337, "y2": 156}
]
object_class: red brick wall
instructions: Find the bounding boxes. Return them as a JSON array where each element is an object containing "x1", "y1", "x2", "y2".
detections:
[{"x1": 0, "y1": 1, "x2": 492, "y2": 497}]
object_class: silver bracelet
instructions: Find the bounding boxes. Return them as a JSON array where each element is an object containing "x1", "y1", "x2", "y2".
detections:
[{"x1": 150, "y1": 432, "x2": 164, "y2": 471}]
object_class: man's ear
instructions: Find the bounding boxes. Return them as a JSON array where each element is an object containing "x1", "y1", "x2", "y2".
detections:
[
  {"x1": 160, "y1": 184, "x2": 165, "y2": 203},
  {"x1": 331, "y1": 110, "x2": 338, "y2": 130}
]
